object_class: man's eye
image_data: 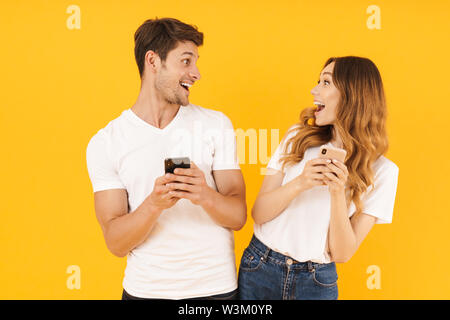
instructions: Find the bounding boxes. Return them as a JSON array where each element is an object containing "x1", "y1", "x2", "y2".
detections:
[{"x1": 182, "y1": 59, "x2": 190, "y2": 65}]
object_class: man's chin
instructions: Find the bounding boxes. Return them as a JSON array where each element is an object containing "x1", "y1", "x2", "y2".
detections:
[
  {"x1": 165, "y1": 97, "x2": 189, "y2": 106},
  {"x1": 174, "y1": 93, "x2": 189, "y2": 106},
  {"x1": 178, "y1": 97, "x2": 189, "y2": 107}
]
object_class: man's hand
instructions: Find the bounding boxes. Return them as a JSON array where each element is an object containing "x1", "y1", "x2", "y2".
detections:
[
  {"x1": 147, "y1": 174, "x2": 181, "y2": 210},
  {"x1": 166, "y1": 161, "x2": 213, "y2": 207},
  {"x1": 166, "y1": 161, "x2": 246, "y2": 230}
]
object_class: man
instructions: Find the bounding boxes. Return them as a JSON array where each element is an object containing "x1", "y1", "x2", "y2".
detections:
[{"x1": 86, "y1": 18, "x2": 246, "y2": 300}]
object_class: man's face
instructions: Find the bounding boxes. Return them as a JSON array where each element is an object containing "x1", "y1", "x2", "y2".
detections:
[{"x1": 154, "y1": 41, "x2": 201, "y2": 106}]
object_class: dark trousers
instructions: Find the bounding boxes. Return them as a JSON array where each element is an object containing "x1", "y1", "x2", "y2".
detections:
[{"x1": 122, "y1": 287, "x2": 239, "y2": 300}]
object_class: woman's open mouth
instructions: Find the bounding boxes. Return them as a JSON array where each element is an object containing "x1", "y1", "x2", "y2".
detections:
[{"x1": 314, "y1": 101, "x2": 325, "y2": 115}]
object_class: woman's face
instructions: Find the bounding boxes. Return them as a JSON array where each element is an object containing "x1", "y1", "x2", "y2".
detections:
[{"x1": 310, "y1": 62, "x2": 341, "y2": 126}]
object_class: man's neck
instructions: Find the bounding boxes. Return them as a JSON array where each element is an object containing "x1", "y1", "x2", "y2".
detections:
[{"x1": 131, "y1": 87, "x2": 180, "y2": 129}]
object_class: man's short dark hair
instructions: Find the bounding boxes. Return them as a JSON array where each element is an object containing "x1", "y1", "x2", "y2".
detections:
[{"x1": 134, "y1": 18, "x2": 204, "y2": 78}]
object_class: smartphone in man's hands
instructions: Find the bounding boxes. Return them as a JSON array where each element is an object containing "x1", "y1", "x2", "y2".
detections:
[{"x1": 164, "y1": 157, "x2": 191, "y2": 174}]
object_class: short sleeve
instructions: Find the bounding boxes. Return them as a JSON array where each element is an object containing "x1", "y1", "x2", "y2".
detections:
[
  {"x1": 361, "y1": 160, "x2": 399, "y2": 224},
  {"x1": 267, "y1": 125, "x2": 298, "y2": 173},
  {"x1": 211, "y1": 113, "x2": 240, "y2": 171},
  {"x1": 86, "y1": 131, "x2": 126, "y2": 193}
]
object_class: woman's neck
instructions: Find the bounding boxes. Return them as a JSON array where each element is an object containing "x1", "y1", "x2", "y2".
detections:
[{"x1": 330, "y1": 127, "x2": 343, "y2": 149}]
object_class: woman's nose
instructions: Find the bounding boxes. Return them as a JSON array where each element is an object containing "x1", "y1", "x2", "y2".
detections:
[{"x1": 311, "y1": 85, "x2": 319, "y2": 96}]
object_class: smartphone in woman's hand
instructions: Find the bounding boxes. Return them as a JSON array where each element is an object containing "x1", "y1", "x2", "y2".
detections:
[{"x1": 318, "y1": 146, "x2": 346, "y2": 163}]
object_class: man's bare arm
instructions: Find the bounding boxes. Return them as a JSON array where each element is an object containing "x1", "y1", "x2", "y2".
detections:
[
  {"x1": 205, "y1": 169, "x2": 247, "y2": 230},
  {"x1": 93, "y1": 175, "x2": 179, "y2": 257}
]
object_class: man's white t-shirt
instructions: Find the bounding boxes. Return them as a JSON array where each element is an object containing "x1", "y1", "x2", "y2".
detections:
[
  {"x1": 86, "y1": 104, "x2": 240, "y2": 299},
  {"x1": 254, "y1": 126, "x2": 399, "y2": 264}
]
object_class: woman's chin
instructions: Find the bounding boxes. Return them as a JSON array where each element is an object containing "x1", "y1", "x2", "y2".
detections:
[{"x1": 315, "y1": 118, "x2": 332, "y2": 127}]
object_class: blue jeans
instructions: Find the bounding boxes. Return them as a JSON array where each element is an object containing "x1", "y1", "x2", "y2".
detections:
[{"x1": 238, "y1": 235, "x2": 338, "y2": 300}]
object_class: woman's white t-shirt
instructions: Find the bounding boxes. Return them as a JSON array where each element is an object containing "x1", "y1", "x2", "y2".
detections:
[{"x1": 253, "y1": 127, "x2": 399, "y2": 264}]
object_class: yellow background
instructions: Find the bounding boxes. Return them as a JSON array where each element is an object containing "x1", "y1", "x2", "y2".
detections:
[{"x1": 1, "y1": 0, "x2": 449, "y2": 299}]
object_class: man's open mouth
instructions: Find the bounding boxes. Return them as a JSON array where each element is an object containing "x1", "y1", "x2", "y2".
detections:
[{"x1": 180, "y1": 82, "x2": 192, "y2": 92}]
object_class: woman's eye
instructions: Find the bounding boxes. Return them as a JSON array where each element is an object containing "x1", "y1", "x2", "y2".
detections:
[{"x1": 317, "y1": 79, "x2": 330, "y2": 85}]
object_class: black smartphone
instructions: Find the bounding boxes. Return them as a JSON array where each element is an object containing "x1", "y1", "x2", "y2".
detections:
[{"x1": 164, "y1": 157, "x2": 191, "y2": 174}]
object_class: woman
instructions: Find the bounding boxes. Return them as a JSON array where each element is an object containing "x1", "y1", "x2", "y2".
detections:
[{"x1": 238, "y1": 56, "x2": 399, "y2": 300}]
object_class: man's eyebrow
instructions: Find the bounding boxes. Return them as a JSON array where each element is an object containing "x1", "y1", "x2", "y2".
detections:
[{"x1": 181, "y1": 51, "x2": 199, "y2": 58}]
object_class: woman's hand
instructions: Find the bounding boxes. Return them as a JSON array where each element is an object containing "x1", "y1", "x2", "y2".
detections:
[
  {"x1": 323, "y1": 159, "x2": 349, "y2": 195},
  {"x1": 295, "y1": 158, "x2": 333, "y2": 191}
]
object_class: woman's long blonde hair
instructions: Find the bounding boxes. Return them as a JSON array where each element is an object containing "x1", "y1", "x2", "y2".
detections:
[{"x1": 280, "y1": 56, "x2": 389, "y2": 215}]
